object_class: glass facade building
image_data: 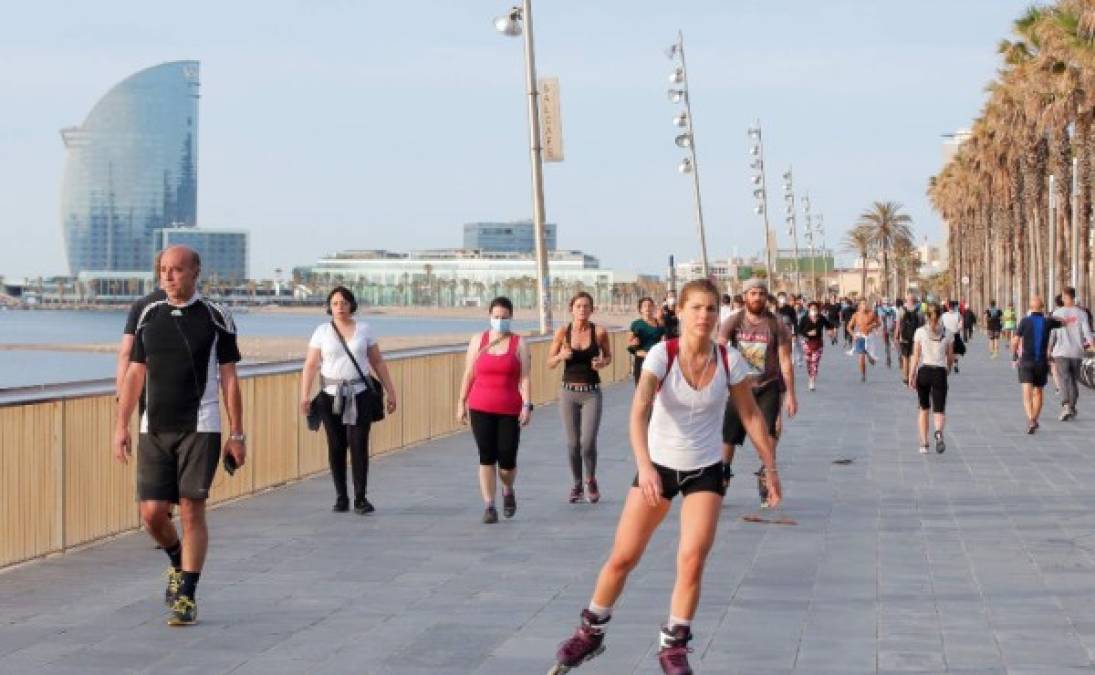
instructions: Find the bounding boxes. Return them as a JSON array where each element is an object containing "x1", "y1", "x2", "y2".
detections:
[
  {"x1": 60, "y1": 61, "x2": 200, "y2": 274},
  {"x1": 154, "y1": 228, "x2": 249, "y2": 283},
  {"x1": 463, "y1": 221, "x2": 557, "y2": 253}
]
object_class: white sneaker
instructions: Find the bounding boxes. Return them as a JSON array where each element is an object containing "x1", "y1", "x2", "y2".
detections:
[
  {"x1": 808, "y1": 378, "x2": 816, "y2": 391},
  {"x1": 1059, "y1": 407, "x2": 1071, "y2": 421},
  {"x1": 918, "y1": 445, "x2": 930, "y2": 454}
]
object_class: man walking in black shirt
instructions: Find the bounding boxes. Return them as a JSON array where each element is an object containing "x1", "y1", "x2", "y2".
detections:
[{"x1": 114, "y1": 245, "x2": 245, "y2": 626}]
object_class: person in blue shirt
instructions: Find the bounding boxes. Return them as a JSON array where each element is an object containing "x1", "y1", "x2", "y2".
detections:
[{"x1": 1011, "y1": 295, "x2": 1062, "y2": 434}]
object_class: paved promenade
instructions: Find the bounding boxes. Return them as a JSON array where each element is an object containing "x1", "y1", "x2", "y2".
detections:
[{"x1": 3, "y1": 341, "x2": 1095, "y2": 674}]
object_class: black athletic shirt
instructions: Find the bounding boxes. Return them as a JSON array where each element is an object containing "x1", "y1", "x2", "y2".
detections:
[
  {"x1": 984, "y1": 307, "x2": 1003, "y2": 331},
  {"x1": 124, "y1": 289, "x2": 168, "y2": 335},
  {"x1": 1015, "y1": 312, "x2": 1061, "y2": 363},
  {"x1": 131, "y1": 294, "x2": 241, "y2": 433}
]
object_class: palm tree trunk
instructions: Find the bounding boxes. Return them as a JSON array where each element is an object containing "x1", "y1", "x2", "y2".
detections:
[
  {"x1": 1079, "y1": 110, "x2": 1093, "y2": 302},
  {"x1": 1052, "y1": 125, "x2": 1072, "y2": 293}
]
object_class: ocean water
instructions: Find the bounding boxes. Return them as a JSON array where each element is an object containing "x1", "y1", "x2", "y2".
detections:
[{"x1": 0, "y1": 309, "x2": 533, "y2": 390}]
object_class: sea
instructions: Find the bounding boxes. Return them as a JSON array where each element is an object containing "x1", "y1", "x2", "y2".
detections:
[{"x1": 0, "y1": 308, "x2": 534, "y2": 390}]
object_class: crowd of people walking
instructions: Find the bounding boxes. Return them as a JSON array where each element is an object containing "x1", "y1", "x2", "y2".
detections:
[{"x1": 111, "y1": 246, "x2": 1093, "y2": 672}]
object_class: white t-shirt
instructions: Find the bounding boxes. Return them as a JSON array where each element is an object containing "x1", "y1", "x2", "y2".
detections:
[
  {"x1": 719, "y1": 305, "x2": 734, "y2": 324},
  {"x1": 309, "y1": 322, "x2": 377, "y2": 394},
  {"x1": 642, "y1": 341, "x2": 752, "y2": 470},
  {"x1": 913, "y1": 325, "x2": 952, "y2": 368},
  {"x1": 941, "y1": 311, "x2": 962, "y2": 336}
]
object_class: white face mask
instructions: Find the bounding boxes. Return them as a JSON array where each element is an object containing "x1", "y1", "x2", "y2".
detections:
[
  {"x1": 666, "y1": 297, "x2": 676, "y2": 309},
  {"x1": 490, "y1": 317, "x2": 511, "y2": 333},
  {"x1": 809, "y1": 309, "x2": 819, "y2": 318}
]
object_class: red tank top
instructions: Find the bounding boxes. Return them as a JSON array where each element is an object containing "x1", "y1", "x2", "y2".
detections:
[{"x1": 467, "y1": 332, "x2": 523, "y2": 416}]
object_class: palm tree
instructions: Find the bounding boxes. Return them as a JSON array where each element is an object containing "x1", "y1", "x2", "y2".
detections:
[
  {"x1": 855, "y1": 201, "x2": 913, "y2": 299},
  {"x1": 842, "y1": 225, "x2": 875, "y2": 298}
]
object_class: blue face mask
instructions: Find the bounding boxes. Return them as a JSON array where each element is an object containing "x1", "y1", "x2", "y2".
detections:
[{"x1": 491, "y1": 317, "x2": 512, "y2": 333}]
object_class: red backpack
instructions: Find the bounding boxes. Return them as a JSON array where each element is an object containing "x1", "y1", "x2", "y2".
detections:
[{"x1": 657, "y1": 338, "x2": 731, "y2": 391}]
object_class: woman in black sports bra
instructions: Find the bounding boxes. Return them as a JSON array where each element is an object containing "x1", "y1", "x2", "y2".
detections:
[{"x1": 548, "y1": 292, "x2": 612, "y2": 504}]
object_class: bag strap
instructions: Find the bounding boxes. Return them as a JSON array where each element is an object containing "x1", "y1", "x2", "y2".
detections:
[
  {"x1": 331, "y1": 321, "x2": 368, "y2": 382},
  {"x1": 476, "y1": 331, "x2": 511, "y2": 360},
  {"x1": 657, "y1": 339, "x2": 729, "y2": 392}
]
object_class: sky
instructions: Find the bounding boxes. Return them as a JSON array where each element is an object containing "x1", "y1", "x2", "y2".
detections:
[{"x1": 0, "y1": 0, "x2": 1033, "y2": 280}]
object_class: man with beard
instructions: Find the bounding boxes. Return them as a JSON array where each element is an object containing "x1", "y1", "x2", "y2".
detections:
[{"x1": 718, "y1": 278, "x2": 797, "y2": 507}]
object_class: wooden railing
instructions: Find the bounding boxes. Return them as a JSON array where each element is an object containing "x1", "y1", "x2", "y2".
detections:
[{"x1": 0, "y1": 331, "x2": 634, "y2": 569}]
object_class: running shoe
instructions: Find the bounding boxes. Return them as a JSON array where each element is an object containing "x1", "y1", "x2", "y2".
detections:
[
  {"x1": 934, "y1": 431, "x2": 946, "y2": 454},
  {"x1": 354, "y1": 497, "x2": 375, "y2": 514},
  {"x1": 918, "y1": 445, "x2": 930, "y2": 455},
  {"x1": 568, "y1": 484, "x2": 584, "y2": 504},
  {"x1": 808, "y1": 378, "x2": 816, "y2": 391},
  {"x1": 167, "y1": 595, "x2": 197, "y2": 626},
  {"x1": 164, "y1": 566, "x2": 183, "y2": 607},
  {"x1": 332, "y1": 496, "x2": 349, "y2": 512},
  {"x1": 1059, "y1": 407, "x2": 1072, "y2": 422},
  {"x1": 586, "y1": 478, "x2": 600, "y2": 504},
  {"x1": 1027, "y1": 421, "x2": 1037, "y2": 434},
  {"x1": 657, "y1": 624, "x2": 694, "y2": 675},
  {"x1": 550, "y1": 610, "x2": 609, "y2": 673},
  {"x1": 503, "y1": 490, "x2": 517, "y2": 518},
  {"x1": 482, "y1": 505, "x2": 498, "y2": 524}
]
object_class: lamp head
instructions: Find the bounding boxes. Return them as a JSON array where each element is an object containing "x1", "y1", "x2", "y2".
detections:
[
  {"x1": 673, "y1": 112, "x2": 688, "y2": 128},
  {"x1": 675, "y1": 133, "x2": 693, "y2": 149},
  {"x1": 669, "y1": 68, "x2": 685, "y2": 84},
  {"x1": 677, "y1": 157, "x2": 693, "y2": 174},
  {"x1": 668, "y1": 89, "x2": 686, "y2": 103},
  {"x1": 494, "y1": 8, "x2": 522, "y2": 36}
]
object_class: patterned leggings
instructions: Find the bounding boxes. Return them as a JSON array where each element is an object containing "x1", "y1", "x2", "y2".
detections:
[{"x1": 804, "y1": 341, "x2": 823, "y2": 379}]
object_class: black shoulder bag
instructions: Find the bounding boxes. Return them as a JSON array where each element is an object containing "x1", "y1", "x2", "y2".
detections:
[{"x1": 332, "y1": 322, "x2": 386, "y2": 423}]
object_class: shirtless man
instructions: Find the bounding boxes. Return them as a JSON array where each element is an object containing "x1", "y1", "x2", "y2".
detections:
[{"x1": 847, "y1": 299, "x2": 880, "y2": 383}]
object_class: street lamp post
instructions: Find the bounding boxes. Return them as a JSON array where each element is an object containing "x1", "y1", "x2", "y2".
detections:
[
  {"x1": 802, "y1": 193, "x2": 817, "y2": 299},
  {"x1": 495, "y1": 2, "x2": 553, "y2": 334},
  {"x1": 782, "y1": 168, "x2": 802, "y2": 295},
  {"x1": 748, "y1": 122, "x2": 775, "y2": 283},
  {"x1": 667, "y1": 32, "x2": 709, "y2": 278}
]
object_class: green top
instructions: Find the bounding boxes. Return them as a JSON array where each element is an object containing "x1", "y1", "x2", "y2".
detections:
[
  {"x1": 1002, "y1": 307, "x2": 1017, "y2": 328},
  {"x1": 629, "y1": 318, "x2": 665, "y2": 354}
]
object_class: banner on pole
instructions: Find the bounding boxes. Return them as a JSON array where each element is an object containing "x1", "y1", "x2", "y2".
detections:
[{"x1": 539, "y1": 77, "x2": 564, "y2": 162}]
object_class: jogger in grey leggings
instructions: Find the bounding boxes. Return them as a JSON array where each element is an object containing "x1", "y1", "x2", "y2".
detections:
[
  {"x1": 549, "y1": 292, "x2": 612, "y2": 504},
  {"x1": 560, "y1": 386, "x2": 603, "y2": 493}
]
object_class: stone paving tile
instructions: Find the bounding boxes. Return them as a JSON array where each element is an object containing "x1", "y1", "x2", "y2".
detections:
[{"x1": 3, "y1": 344, "x2": 1095, "y2": 672}]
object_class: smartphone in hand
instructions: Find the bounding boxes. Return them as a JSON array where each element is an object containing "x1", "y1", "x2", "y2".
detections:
[{"x1": 223, "y1": 452, "x2": 238, "y2": 476}]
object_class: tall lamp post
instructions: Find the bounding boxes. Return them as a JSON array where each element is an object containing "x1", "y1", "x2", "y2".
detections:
[
  {"x1": 781, "y1": 168, "x2": 802, "y2": 295},
  {"x1": 666, "y1": 32, "x2": 709, "y2": 277},
  {"x1": 815, "y1": 213, "x2": 827, "y2": 297},
  {"x1": 748, "y1": 122, "x2": 775, "y2": 283},
  {"x1": 495, "y1": 3, "x2": 552, "y2": 333},
  {"x1": 802, "y1": 193, "x2": 818, "y2": 299}
]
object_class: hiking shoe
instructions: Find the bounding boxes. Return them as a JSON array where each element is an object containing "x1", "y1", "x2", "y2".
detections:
[
  {"x1": 482, "y1": 505, "x2": 498, "y2": 524},
  {"x1": 167, "y1": 595, "x2": 197, "y2": 626},
  {"x1": 164, "y1": 566, "x2": 183, "y2": 607},
  {"x1": 934, "y1": 431, "x2": 945, "y2": 454},
  {"x1": 354, "y1": 497, "x2": 375, "y2": 514},
  {"x1": 657, "y1": 624, "x2": 694, "y2": 675},
  {"x1": 586, "y1": 478, "x2": 600, "y2": 504},
  {"x1": 551, "y1": 610, "x2": 609, "y2": 672},
  {"x1": 502, "y1": 491, "x2": 516, "y2": 518},
  {"x1": 918, "y1": 445, "x2": 930, "y2": 455},
  {"x1": 568, "y1": 484, "x2": 584, "y2": 504},
  {"x1": 332, "y1": 496, "x2": 349, "y2": 512}
]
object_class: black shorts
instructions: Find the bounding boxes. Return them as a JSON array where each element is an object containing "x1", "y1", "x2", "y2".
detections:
[
  {"x1": 632, "y1": 461, "x2": 725, "y2": 500},
  {"x1": 987, "y1": 328, "x2": 1001, "y2": 339},
  {"x1": 137, "y1": 431, "x2": 221, "y2": 503},
  {"x1": 723, "y1": 381, "x2": 781, "y2": 447},
  {"x1": 915, "y1": 366, "x2": 948, "y2": 413},
  {"x1": 469, "y1": 410, "x2": 520, "y2": 470},
  {"x1": 899, "y1": 341, "x2": 914, "y2": 358},
  {"x1": 1018, "y1": 361, "x2": 1050, "y2": 388}
]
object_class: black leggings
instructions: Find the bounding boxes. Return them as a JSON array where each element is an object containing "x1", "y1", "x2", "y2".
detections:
[
  {"x1": 916, "y1": 366, "x2": 948, "y2": 413},
  {"x1": 316, "y1": 391, "x2": 372, "y2": 499},
  {"x1": 469, "y1": 410, "x2": 521, "y2": 470}
]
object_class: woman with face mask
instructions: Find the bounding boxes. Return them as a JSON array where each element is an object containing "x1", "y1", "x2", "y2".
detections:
[
  {"x1": 549, "y1": 292, "x2": 614, "y2": 504},
  {"x1": 798, "y1": 301, "x2": 833, "y2": 391},
  {"x1": 456, "y1": 297, "x2": 533, "y2": 524}
]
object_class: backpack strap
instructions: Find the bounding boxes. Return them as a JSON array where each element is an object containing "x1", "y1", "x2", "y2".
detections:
[{"x1": 657, "y1": 339, "x2": 729, "y2": 392}]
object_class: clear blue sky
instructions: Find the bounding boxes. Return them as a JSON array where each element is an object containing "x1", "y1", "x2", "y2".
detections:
[{"x1": 0, "y1": 0, "x2": 1031, "y2": 280}]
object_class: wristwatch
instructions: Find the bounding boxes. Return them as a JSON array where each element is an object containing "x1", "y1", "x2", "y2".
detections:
[
  {"x1": 522, "y1": 402, "x2": 534, "y2": 411},
  {"x1": 229, "y1": 432, "x2": 247, "y2": 444}
]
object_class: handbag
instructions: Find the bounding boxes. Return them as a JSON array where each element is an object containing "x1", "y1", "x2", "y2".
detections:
[
  {"x1": 306, "y1": 396, "x2": 322, "y2": 431},
  {"x1": 331, "y1": 321, "x2": 386, "y2": 423}
]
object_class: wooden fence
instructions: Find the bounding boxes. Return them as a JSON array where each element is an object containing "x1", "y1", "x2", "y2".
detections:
[{"x1": 0, "y1": 331, "x2": 633, "y2": 569}]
